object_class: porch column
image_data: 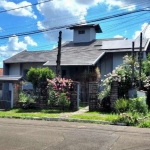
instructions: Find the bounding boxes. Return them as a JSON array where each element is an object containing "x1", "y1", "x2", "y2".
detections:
[
  {"x1": 11, "y1": 83, "x2": 13, "y2": 108},
  {"x1": 13, "y1": 82, "x2": 22, "y2": 108}
]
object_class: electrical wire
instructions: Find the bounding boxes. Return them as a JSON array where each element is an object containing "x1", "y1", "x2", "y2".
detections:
[
  {"x1": 0, "y1": 0, "x2": 53, "y2": 14},
  {"x1": 0, "y1": 6, "x2": 150, "y2": 40}
]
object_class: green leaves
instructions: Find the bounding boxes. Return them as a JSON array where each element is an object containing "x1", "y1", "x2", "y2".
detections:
[{"x1": 27, "y1": 67, "x2": 55, "y2": 89}]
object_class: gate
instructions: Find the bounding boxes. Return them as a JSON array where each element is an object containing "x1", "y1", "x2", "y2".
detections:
[
  {"x1": 0, "y1": 91, "x2": 11, "y2": 110},
  {"x1": 80, "y1": 82, "x2": 98, "y2": 111}
]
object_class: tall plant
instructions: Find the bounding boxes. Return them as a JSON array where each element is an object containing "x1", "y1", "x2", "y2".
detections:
[
  {"x1": 98, "y1": 55, "x2": 146, "y2": 101},
  {"x1": 27, "y1": 67, "x2": 55, "y2": 90},
  {"x1": 47, "y1": 76, "x2": 74, "y2": 108}
]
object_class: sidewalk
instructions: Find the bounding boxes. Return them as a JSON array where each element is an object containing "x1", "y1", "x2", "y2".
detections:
[{"x1": 60, "y1": 106, "x2": 89, "y2": 118}]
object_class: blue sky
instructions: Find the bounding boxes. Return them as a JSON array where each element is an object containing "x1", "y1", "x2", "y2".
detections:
[{"x1": 0, "y1": 0, "x2": 150, "y2": 68}]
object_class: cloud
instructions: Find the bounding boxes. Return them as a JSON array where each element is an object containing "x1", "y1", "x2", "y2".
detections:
[
  {"x1": 114, "y1": 35, "x2": 124, "y2": 38},
  {"x1": 132, "y1": 22, "x2": 150, "y2": 39},
  {"x1": 0, "y1": 0, "x2": 37, "y2": 19},
  {"x1": 24, "y1": 36, "x2": 37, "y2": 46},
  {"x1": 36, "y1": 0, "x2": 145, "y2": 42},
  {"x1": 0, "y1": 35, "x2": 37, "y2": 58},
  {"x1": 0, "y1": 27, "x2": 2, "y2": 31}
]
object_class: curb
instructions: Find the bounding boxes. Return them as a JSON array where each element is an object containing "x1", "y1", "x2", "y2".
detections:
[{"x1": 0, "y1": 116, "x2": 126, "y2": 126}]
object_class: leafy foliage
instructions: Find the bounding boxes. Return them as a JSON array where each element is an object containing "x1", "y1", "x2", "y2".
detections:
[
  {"x1": 48, "y1": 90, "x2": 58, "y2": 107},
  {"x1": 115, "y1": 113, "x2": 139, "y2": 126},
  {"x1": 114, "y1": 98, "x2": 129, "y2": 113},
  {"x1": 19, "y1": 92, "x2": 35, "y2": 103},
  {"x1": 58, "y1": 92, "x2": 70, "y2": 109},
  {"x1": 47, "y1": 76, "x2": 74, "y2": 109},
  {"x1": 98, "y1": 55, "x2": 146, "y2": 101},
  {"x1": 27, "y1": 67, "x2": 55, "y2": 89},
  {"x1": 128, "y1": 97, "x2": 148, "y2": 115}
]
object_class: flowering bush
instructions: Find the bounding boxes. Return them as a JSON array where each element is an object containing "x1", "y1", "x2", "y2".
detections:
[
  {"x1": 98, "y1": 55, "x2": 146, "y2": 102},
  {"x1": 47, "y1": 76, "x2": 74, "y2": 108}
]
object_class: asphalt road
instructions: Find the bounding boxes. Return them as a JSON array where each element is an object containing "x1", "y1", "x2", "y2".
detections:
[{"x1": 0, "y1": 118, "x2": 150, "y2": 150}]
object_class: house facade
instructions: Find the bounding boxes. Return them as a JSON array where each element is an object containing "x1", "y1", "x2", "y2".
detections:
[{"x1": 2, "y1": 24, "x2": 150, "y2": 108}]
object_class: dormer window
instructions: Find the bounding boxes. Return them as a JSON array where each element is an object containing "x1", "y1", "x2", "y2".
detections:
[{"x1": 78, "y1": 30, "x2": 85, "y2": 34}]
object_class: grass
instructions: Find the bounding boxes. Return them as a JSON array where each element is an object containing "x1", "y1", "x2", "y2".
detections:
[
  {"x1": 70, "y1": 111, "x2": 119, "y2": 122},
  {"x1": 0, "y1": 108, "x2": 63, "y2": 118},
  {"x1": 1, "y1": 108, "x2": 150, "y2": 128}
]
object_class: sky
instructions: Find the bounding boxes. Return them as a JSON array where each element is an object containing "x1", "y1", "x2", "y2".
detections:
[{"x1": 0, "y1": 0, "x2": 150, "y2": 68}]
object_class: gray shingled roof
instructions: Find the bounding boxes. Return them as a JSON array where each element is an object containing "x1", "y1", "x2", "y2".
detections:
[
  {"x1": 0, "y1": 75, "x2": 23, "y2": 83},
  {"x1": 68, "y1": 24, "x2": 102, "y2": 33},
  {"x1": 4, "y1": 38, "x2": 150, "y2": 66}
]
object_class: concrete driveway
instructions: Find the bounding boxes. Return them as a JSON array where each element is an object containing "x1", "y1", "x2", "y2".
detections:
[{"x1": 0, "y1": 118, "x2": 150, "y2": 150}]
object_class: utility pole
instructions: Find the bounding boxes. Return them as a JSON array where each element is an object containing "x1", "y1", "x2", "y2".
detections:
[
  {"x1": 132, "y1": 41, "x2": 135, "y2": 88},
  {"x1": 139, "y1": 32, "x2": 142, "y2": 89},
  {"x1": 56, "y1": 31, "x2": 62, "y2": 76}
]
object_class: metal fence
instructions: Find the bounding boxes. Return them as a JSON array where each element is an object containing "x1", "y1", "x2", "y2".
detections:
[{"x1": 0, "y1": 91, "x2": 11, "y2": 110}]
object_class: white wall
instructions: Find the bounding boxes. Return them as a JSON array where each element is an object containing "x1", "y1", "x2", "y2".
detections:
[{"x1": 73, "y1": 28, "x2": 96, "y2": 43}]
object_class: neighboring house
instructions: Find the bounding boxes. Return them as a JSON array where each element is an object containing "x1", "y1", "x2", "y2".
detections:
[{"x1": 2, "y1": 24, "x2": 150, "y2": 108}]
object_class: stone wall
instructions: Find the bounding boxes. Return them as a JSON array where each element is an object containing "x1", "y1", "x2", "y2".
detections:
[
  {"x1": 89, "y1": 82, "x2": 98, "y2": 111},
  {"x1": 110, "y1": 81, "x2": 118, "y2": 109},
  {"x1": 13, "y1": 82, "x2": 22, "y2": 107}
]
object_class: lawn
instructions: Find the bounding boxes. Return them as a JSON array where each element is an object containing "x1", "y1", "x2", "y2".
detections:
[
  {"x1": 1, "y1": 108, "x2": 150, "y2": 128},
  {"x1": 0, "y1": 108, "x2": 62, "y2": 118},
  {"x1": 0, "y1": 108, "x2": 118, "y2": 122},
  {"x1": 70, "y1": 111, "x2": 119, "y2": 122}
]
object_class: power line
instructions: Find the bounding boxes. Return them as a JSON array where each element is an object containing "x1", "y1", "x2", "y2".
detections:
[
  {"x1": 0, "y1": 1, "x2": 149, "y2": 34},
  {"x1": 0, "y1": 7, "x2": 150, "y2": 40},
  {"x1": 0, "y1": 0, "x2": 53, "y2": 14}
]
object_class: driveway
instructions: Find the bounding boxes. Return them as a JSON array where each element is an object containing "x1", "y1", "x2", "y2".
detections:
[{"x1": 0, "y1": 118, "x2": 150, "y2": 150}]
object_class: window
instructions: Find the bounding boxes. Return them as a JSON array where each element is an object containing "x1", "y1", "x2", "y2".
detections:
[
  {"x1": 23, "y1": 69, "x2": 29, "y2": 80},
  {"x1": 78, "y1": 30, "x2": 85, "y2": 34},
  {"x1": 62, "y1": 70, "x2": 66, "y2": 78}
]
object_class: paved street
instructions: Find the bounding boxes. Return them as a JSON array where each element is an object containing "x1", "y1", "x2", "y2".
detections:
[{"x1": 0, "y1": 118, "x2": 150, "y2": 150}]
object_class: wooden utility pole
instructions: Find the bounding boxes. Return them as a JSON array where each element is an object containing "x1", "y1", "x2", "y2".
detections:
[
  {"x1": 56, "y1": 31, "x2": 62, "y2": 76},
  {"x1": 132, "y1": 41, "x2": 135, "y2": 88},
  {"x1": 139, "y1": 32, "x2": 142, "y2": 89}
]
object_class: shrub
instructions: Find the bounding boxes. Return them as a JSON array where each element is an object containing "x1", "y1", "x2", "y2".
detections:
[
  {"x1": 128, "y1": 97, "x2": 148, "y2": 115},
  {"x1": 27, "y1": 67, "x2": 55, "y2": 90},
  {"x1": 48, "y1": 90, "x2": 58, "y2": 107},
  {"x1": 47, "y1": 76, "x2": 73, "y2": 109},
  {"x1": 114, "y1": 113, "x2": 139, "y2": 126},
  {"x1": 19, "y1": 92, "x2": 37, "y2": 109},
  {"x1": 114, "y1": 98, "x2": 129, "y2": 113},
  {"x1": 138, "y1": 121, "x2": 150, "y2": 128},
  {"x1": 58, "y1": 93, "x2": 70, "y2": 109}
]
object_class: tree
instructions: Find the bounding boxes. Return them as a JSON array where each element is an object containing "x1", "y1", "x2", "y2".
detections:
[{"x1": 27, "y1": 67, "x2": 55, "y2": 90}]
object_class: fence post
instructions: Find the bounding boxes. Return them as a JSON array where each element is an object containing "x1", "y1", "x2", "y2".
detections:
[
  {"x1": 70, "y1": 82, "x2": 80, "y2": 111},
  {"x1": 110, "y1": 80, "x2": 118, "y2": 109},
  {"x1": 89, "y1": 82, "x2": 98, "y2": 111}
]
